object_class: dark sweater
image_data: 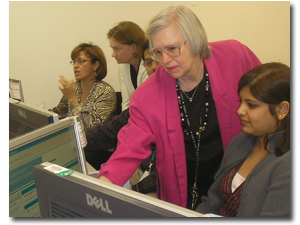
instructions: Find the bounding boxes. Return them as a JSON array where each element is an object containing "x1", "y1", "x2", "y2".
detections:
[
  {"x1": 84, "y1": 108, "x2": 130, "y2": 153},
  {"x1": 196, "y1": 131, "x2": 290, "y2": 217}
]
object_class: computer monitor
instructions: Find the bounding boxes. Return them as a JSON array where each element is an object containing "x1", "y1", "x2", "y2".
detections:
[
  {"x1": 9, "y1": 78, "x2": 24, "y2": 102},
  {"x1": 33, "y1": 162, "x2": 206, "y2": 218},
  {"x1": 9, "y1": 98, "x2": 59, "y2": 139},
  {"x1": 9, "y1": 117, "x2": 88, "y2": 217}
]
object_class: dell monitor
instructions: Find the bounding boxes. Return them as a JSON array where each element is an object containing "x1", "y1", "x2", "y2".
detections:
[
  {"x1": 33, "y1": 162, "x2": 206, "y2": 218},
  {"x1": 9, "y1": 116, "x2": 88, "y2": 217},
  {"x1": 9, "y1": 98, "x2": 59, "y2": 139}
]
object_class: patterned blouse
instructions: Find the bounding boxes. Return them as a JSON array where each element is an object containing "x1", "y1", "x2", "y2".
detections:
[
  {"x1": 218, "y1": 161, "x2": 245, "y2": 217},
  {"x1": 50, "y1": 80, "x2": 117, "y2": 129}
]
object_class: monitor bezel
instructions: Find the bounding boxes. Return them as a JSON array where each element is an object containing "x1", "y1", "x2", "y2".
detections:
[{"x1": 9, "y1": 117, "x2": 87, "y2": 175}]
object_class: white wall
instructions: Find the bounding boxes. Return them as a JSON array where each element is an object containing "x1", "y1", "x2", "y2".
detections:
[{"x1": 9, "y1": 1, "x2": 290, "y2": 109}]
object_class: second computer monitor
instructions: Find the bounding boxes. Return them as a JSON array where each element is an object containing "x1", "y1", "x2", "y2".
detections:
[
  {"x1": 9, "y1": 99, "x2": 59, "y2": 139},
  {"x1": 9, "y1": 116, "x2": 87, "y2": 217}
]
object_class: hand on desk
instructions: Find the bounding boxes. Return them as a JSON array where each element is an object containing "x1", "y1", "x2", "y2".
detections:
[
  {"x1": 98, "y1": 175, "x2": 113, "y2": 184},
  {"x1": 99, "y1": 176, "x2": 131, "y2": 189}
]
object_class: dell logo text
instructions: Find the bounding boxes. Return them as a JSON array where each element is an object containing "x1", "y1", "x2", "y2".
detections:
[
  {"x1": 86, "y1": 193, "x2": 112, "y2": 214},
  {"x1": 18, "y1": 109, "x2": 27, "y2": 118}
]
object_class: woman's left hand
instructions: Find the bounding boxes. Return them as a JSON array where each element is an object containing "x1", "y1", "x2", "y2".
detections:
[{"x1": 58, "y1": 75, "x2": 78, "y2": 106}]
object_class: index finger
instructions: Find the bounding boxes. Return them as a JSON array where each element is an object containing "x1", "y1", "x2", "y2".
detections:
[{"x1": 60, "y1": 75, "x2": 67, "y2": 82}]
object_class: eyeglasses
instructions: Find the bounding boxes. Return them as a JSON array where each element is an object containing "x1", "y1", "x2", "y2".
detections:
[
  {"x1": 143, "y1": 59, "x2": 158, "y2": 68},
  {"x1": 149, "y1": 41, "x2": 187, "y2": 61},
  {"x1": 70, "y1": 59, "x2": 91, "y2": 65}
]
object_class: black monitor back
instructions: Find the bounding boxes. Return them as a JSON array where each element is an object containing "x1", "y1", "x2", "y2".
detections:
[{"x1": 9, "y1": 100, "x2": 59, "y2": 139}]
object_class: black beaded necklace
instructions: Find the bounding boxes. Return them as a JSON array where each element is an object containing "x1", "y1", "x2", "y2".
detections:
[{"x1": 175, "y1": 69, "x2": 210, "y2": 210}]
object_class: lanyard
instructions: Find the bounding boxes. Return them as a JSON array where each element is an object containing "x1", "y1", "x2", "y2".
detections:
[{"x1": 148, "y1": 144, "x2": 156, "y2": 174}]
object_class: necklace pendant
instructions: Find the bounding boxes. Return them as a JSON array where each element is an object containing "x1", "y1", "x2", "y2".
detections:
[
  {"x1": 199, "y1": 126, "x2": 205, "y2": 132},
  {"x1": 190, "y1": 185, "x2": 199, "y2": 210},
  {"x1": 189, "y1": 98, "x2": 193, "y2": 102}
]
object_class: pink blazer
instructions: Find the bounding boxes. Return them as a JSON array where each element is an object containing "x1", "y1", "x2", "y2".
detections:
[{"x1": 99, "y1": 40, "x2": 261, "y2": 208}]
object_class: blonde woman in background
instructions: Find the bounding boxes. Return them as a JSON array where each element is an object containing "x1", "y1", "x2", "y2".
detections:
[
  {"x1": 98, "y1": 5, "x2": 261, "y2": 210},
  {"x1": 108, "y1": 21, "x2": 148, "y2": 111}
]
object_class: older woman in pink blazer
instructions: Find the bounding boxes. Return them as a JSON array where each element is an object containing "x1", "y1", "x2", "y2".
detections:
[{"x1": 99, "y1": 5, "x2": 261, "y2": 210}]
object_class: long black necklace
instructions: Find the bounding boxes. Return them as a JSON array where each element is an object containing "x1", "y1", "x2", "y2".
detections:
[{"x1": 176, "y1": 70, "x2": 210, "y2": 210}]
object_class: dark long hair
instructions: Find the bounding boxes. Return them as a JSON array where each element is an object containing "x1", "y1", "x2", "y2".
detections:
[{"x1": 238, "y1": 62, "x2": 290, "y2": 156}]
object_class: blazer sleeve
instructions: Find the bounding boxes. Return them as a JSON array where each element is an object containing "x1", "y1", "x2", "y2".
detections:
[{"x1": 98, "y1": 91, "x2": 155, "y2": 186}]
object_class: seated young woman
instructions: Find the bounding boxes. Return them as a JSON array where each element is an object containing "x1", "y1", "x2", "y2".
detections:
[{"x1": 196, "y1": 62, "x2": 290, "y2": 217}]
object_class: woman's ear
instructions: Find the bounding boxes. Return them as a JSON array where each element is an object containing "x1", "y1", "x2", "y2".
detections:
[
  {"x1": 132, "y1": 43, "x2": 137, "y2": 53},
  {"x1": 276, "y1": 101, "x2": 290, "y2": 120},
  {"x1": 93, "y1": 61, "x2": 100, "y2": 71}
]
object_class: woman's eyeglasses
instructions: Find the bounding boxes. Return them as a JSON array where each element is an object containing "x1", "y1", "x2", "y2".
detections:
[
  {"x1": 149, "y1": 41, "x2": 187, "y2": 61},
  {"x1": 70, "y1": 59, "x2": 91, "y2": 65}
]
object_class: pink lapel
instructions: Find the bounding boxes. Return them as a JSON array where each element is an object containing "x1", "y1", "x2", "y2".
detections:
[
  {"x1": 204, "y1": 57, "x2": 230, "y2": 151},
  {"x1": 161, "y1": 67, "x2": 188, "y2": 207}
]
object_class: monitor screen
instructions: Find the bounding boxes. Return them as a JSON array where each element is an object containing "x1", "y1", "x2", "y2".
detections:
[
  {"x1": 9, "y1": 99, "x2": 59, "y2": 139},
  {"x1": 9, "y1": 117, "x2": 87, "y2": 217},
  {"x1": 33, "y1": 162, "x2": 205, "y2": 218}
]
